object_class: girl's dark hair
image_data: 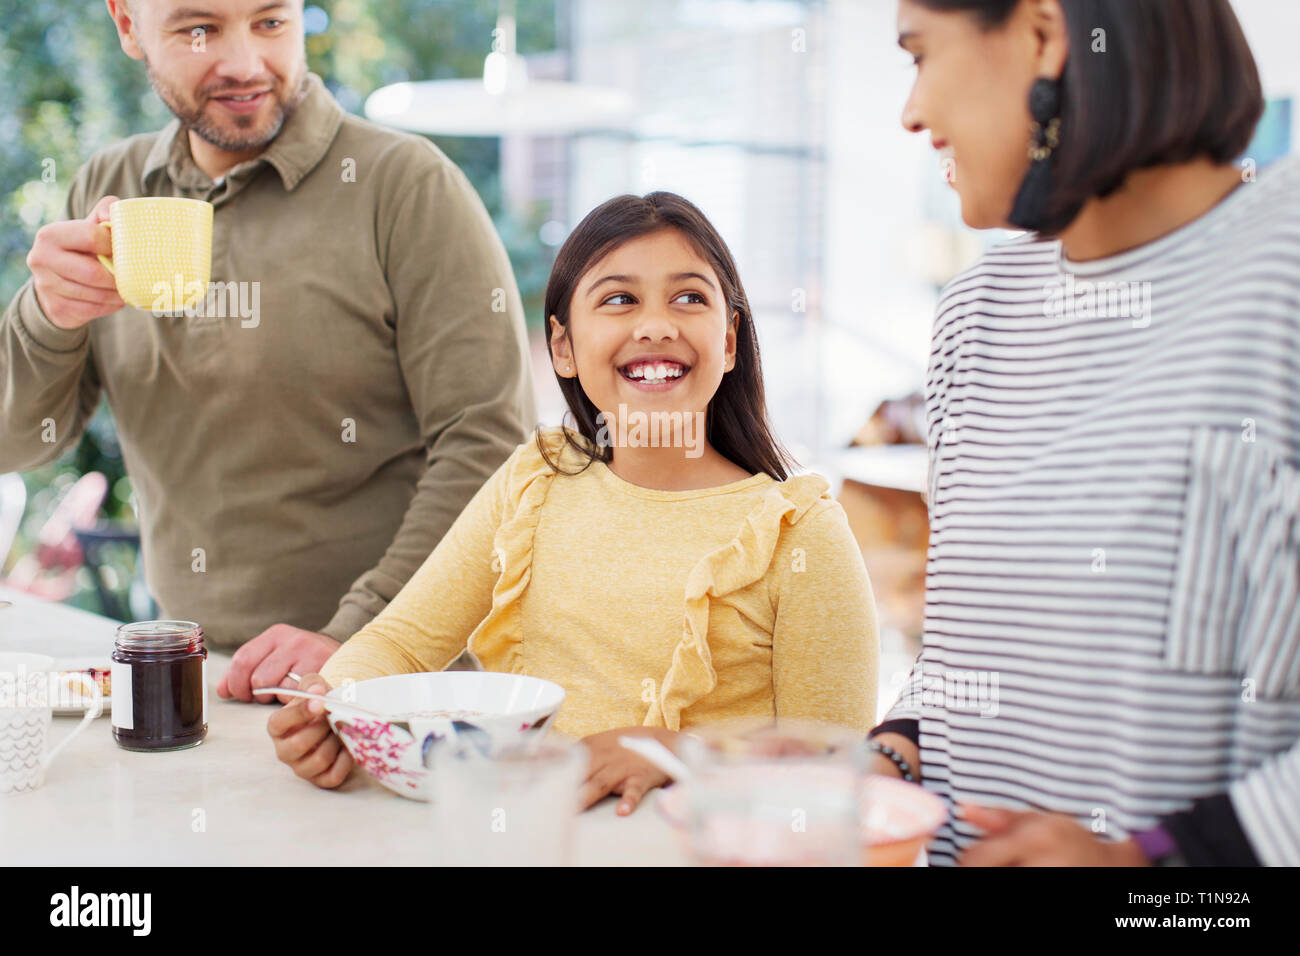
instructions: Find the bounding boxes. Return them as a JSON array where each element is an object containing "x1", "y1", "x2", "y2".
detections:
[
  {"x1": 914, "y1": 0, "x2": 1264, "y2": 234},
  {"x1": 539, "y1": 191, "x2": 796, "y2": 481}
]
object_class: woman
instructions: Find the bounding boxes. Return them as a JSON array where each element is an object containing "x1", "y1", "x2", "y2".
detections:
[{"x1": 868, "y1": 0, "x2": 1298, "y2": 865}]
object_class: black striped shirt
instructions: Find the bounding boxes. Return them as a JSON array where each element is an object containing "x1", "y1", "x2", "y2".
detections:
[{"x1": 880, "y1": 156, "x2": 1300, "y2": 866}]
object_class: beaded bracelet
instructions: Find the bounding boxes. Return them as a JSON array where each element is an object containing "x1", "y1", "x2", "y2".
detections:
[{"x1": 868, "y1": 741, "x2": 916, "y2": 782}]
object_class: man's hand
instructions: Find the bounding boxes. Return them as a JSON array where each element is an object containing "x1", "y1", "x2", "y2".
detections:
[
  {"x1": 957, "y1": 803, "x2": 1150, "y2": 866},
  {"x1": 579, "y1": 726, "x2": 677, "y2": 816},
  {"x1": 217, "y1": 624, "x2": 341, "y2": 704},
  {"x1": 28, "y1": 195, "x2": 126, "y2": 329}
]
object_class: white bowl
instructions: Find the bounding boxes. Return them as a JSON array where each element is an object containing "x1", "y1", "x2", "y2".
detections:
[
  {"x1": 656, "y1": 774, "x2": 947, "y2": 866},
  {"x1": 324, "y1": 672, "x2": 565, "y2": 801}
]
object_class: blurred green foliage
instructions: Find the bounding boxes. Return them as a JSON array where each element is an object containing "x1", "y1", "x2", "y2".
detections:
[{"x1": 0, "y1": 0, "x2": 558, "y2": 612}]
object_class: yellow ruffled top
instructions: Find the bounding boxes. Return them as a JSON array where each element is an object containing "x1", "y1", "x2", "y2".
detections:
[{"x1": 321, "y1": 428, "x2": 878, "y2": 737}]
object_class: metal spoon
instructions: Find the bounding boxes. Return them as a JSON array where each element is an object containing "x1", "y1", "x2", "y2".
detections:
[
  {"x1": 618, "y1": 735, "x2": 694, "y2": 783},
  {"x1": 252, "y1": 686, "x2": 476, "y2": 761},
  {"x1": 251, "y1": 686, "x2": 476, "y2": 744},
  {"x1": 250, "y1": 685, "x2": 391, "y2": 721}
]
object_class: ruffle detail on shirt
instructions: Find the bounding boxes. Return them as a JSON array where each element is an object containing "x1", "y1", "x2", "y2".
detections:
[
  {"x1": 643, "y1": 473, "x2": 833, "y2": 732},
  {"x1": 464, "y1": 428, "x2": 582, "y2": 673}
]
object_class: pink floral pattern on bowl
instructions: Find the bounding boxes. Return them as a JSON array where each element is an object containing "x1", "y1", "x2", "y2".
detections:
[
  {"x1": 332, "y1": 719, "x2": 423, "y2": 793},
  {"x1": 323, "y1": 672, "x2": 566, "y2": 801}
]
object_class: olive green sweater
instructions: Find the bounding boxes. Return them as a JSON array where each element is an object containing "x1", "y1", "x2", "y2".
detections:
[{"x1": 0, "y1": 73, "x2": 535, "y2": 647}]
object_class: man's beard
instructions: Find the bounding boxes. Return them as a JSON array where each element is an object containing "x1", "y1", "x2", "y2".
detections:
[{"x1": 144, "y1": 58, "x2": 307, "y2": 153}]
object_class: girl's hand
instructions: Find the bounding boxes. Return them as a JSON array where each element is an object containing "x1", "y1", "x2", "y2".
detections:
[
  {"x1": 266, "y1": 674, "x2": 354, "y2": 790},
  {"x1": 579, "y1": 726, "x2": 677, "y2": 815},
  {"x1": 956, "y1": 804, "x2": 1150, "y2": 866}
]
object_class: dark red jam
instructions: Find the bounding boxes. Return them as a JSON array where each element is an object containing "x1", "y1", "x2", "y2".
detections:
[{"x1": 111, "y1": 621, "x2": 207, "y2": 752}]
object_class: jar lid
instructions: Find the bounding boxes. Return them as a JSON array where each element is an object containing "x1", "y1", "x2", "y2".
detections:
[{"x1": 115, "y1": 620, "x2": 203, "y2": 652}]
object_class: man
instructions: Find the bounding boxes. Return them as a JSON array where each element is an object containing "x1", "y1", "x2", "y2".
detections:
[{"x1": 0, "y1": 0, "x2": 535, "y2": 700}]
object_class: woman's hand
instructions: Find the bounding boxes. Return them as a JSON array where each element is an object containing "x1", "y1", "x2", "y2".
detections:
[
  {"x1": 266, "y1": 674, "x2": 354, "y2": 789},
  {"x1": 579, "y1": 726, "x2": 677, "y2": 816},
  {"x1": 957, "y1": 804, "x2": 1150, "y2": 866},
  {"x1": 868, "y1": 732, "x2": 921, "y2": 781}
]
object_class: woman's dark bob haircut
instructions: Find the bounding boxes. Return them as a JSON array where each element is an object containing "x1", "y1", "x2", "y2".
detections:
[
  {"x1": 540, "y1": 191, "x2": 795, "y2": 481},
  {"x1": 914, "y1": 0, "x2": 1264, "y2": 234}
]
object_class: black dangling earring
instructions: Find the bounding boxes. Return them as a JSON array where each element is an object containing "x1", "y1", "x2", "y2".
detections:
[{"x1": 1008, "y1": 77, "x2": 1062, "y2": 232}]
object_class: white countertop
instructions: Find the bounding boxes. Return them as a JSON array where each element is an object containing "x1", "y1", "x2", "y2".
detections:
[{"x1": 0, "y1": 586, "x2": 689, "y2": 866}]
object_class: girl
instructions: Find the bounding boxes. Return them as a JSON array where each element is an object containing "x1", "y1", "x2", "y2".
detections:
[
  {"x1": 871, "y1": 0, "x2": 1298, "y2": 865},
  {"x1": 269, "y1": 191, "x2": 879, "y2": 815}
]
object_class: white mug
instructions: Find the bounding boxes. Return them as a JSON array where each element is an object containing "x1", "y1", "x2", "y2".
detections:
[{"x1": 0, "y1": 652, "x2": 98, "y2": 794}]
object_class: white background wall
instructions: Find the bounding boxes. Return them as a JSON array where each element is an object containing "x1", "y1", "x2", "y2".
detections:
[{"x1": 1233, "y1": 0, "x2": 1300, "y2": 153}]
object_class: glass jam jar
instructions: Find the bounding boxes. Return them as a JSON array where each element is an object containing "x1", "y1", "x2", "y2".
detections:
[{"x1": 111, "y1": 621, "x2": 208, "y2": 752}]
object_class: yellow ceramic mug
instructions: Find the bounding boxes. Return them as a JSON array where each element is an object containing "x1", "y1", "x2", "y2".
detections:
[{"x1": 96, "y1": 197, "x2": 213, "y2": 312}]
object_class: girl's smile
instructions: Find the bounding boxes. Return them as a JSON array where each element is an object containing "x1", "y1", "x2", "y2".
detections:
[
  {"x1": 617, "y1": 354, "x2": 692, "y2": 391},
  {"x1": 552, "y1": 227, "x2": 735, "y2": 422},
  {"x1": 541, "y1": 190, "x2": 793, "y2": 489}
]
